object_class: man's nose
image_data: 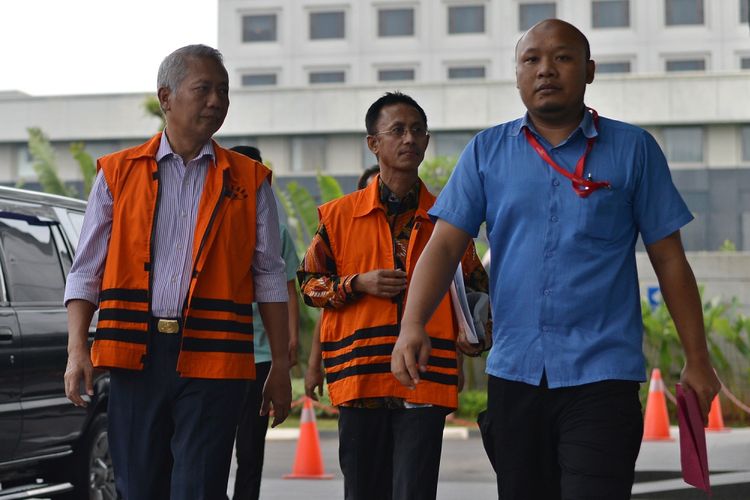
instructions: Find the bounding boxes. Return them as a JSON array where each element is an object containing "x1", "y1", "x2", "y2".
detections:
[
  {"x1": 537, "y1": 57, "x2": 556, "y2": 77},
  {"x1": 207, "y1": 89, "x2": 226, "y2": 107}
]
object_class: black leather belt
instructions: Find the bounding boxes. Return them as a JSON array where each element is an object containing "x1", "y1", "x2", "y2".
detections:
[{"x1": 150, "y1": 317, "x2": 181, "y2": 334}]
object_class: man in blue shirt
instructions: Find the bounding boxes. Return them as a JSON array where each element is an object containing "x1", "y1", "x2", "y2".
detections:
[{"x1": 391, "y1": 19, "x2": 721, "y2": 499}]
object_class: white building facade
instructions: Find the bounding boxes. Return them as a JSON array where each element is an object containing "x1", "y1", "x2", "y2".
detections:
[{"x1": 219, "y1": 0, "x2": 750, "y2": 87}]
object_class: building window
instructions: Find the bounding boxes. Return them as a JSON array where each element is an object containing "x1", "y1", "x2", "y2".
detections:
[
  {"x1": 597, "y1": 61, "x2": 631, "y2": 74},
  {"x1": 16, "y1": 146, "x2": 34, "y2": 180},
  {"x1": 448, "y1": 66, "x2": 486, "y2": 79},
  {"x1": 241, "y1": 73, "x2": 277, "y2": 86},
  {"x1": 665, "y1": 0, "x2": 704, "y2": 26},
  {"x1": 742, "y1": 126, "x2": 750, "y2": 162},
  {"x1": 291, "y1": 137, "x2": 327, "y2": 172},
  {"x1": 519, "y1": 3, "x2": 556, "y2": 31},
  {"x1": 242, "y1": 14, "x2": 277, "y2": 42},
  {"x1": 378, "y1": 69, "x2": 415, "y2": 81},
  {"x1": 448, "y1": 5, "x2": 485, "y2": 34},
  {"x1": 309, "y1": 71, "x2": 346, "y2": 84},
  {"x1": 742, "y1": 57, "x2": 750, "y2": 69},
  {"x1": 378, "y1": 8, "x2": 414, "y2": 37},
  {"x1": 592, "y1": 0, "x2": 630, "y2": 28},
  {"x1": 433, "y1": 132, "x2": 475, "y2": 158},
  {"x1": 663, "y1": 127, "x2": 704, "y2": 163},
  {"x1": 741, "y1": 0, "x2": 749, "y2": 23},
  {"x1": 310, "y1": 11, "x2": 345, "y2": 39},
  {"x1": 666, "y1": 59, "x2": 705, "y2": 72}
]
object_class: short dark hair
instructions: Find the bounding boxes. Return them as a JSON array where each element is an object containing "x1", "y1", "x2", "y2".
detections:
[
  {"x1": 357, "y1": 164, "x2": 380, "y2": 190},
  {"x1": 515, "y1": 19, "x2": 591, "y2": 61},
  {"x1": 231, "y1": 145, "x2": 262, "y2": 163},
  {"x1": 365, "y1": 91, "x2": 427, "y2": 135}
]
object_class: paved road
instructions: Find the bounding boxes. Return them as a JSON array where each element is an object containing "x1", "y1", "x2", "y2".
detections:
[{"x1": 229, "y1": 427, "x2": 750, "y2": 499}]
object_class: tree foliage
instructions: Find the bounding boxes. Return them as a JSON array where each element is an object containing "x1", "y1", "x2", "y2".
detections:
[
  {"x1": 642, "y1": 288, "x2": 750, "y2": 424},
  {"x1": 70, "y1": 142, "x2": 96, "y2": 196},
  {"x1": 23, "y1": 128, "x2": 96, "y2": 199},
  {"x1": 143, "y1": 95, "x2": 166, "y2": 130},
  {"x1": 25, "y1": 127, "x2": 76, "y2": 197},
  {"x1": 419, "y1": 155, "x2": 458, "y2": 194}
]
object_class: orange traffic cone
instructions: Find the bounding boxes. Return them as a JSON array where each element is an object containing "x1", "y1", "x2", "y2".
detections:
[
  {"x1": 283, "y1": 396, "x2": 333, "y2": 479},
  {"x1": 643, "y1": 368, "x2": 673, "y2": 441},
  {"x1": 706, "y1": 394, "x2": 728, "y2": 432}
]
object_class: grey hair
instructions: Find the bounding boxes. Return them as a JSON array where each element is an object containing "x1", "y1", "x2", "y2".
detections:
[{"x1": 157, "y1": 44, "x2": 225, "y2": 92}]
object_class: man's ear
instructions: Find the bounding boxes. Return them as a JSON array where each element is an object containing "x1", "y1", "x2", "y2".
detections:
[
  {"x1": 157, "y1": 87, "x2": 171, "y2": 113},
  {"x1": 586, "y1": 60, "x2": 595, "y2": 84},
  {"x1": 366, "y1": 135, "x2": 379, "y2": 156}
]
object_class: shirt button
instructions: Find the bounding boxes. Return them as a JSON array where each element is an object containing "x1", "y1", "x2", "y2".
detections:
[
  {"x1": 180, "y1": 210, "x2": 187, "y2": 217},
  {"x1": 545, "y1": 251, "x2": 554, "y2": 258},
  {"x1": 171, "y1": 275, "x2": 177, "y2": 283},
  {"x1": 550, "y1": 215, "x2": 559, "y2": 223},
  {"x1": 176, "y1": 243, "x2": 183, "y2": 251},
  {"x1": 543, "y1": 289, "x2": 551, "y2": 296},
  {"x1": 552, "y1": 179, "x2": 560, "y2": 187},
  {"x1": 542, "y1": 326, "x2": 550, "y2": 332}
]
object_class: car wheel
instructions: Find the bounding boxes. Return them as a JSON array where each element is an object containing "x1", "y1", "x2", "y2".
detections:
[{"x1": 55, "y1": 413, "x2": 116, "y2": 500}]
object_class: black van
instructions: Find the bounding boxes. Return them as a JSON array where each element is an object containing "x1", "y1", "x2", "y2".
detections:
[{"x1": 0, "y1": 187, "x2": 112, "y2": 499}]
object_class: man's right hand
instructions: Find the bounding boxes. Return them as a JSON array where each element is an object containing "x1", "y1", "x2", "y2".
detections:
[
  {"x1": 352, "y1": 269, "x2": 407, "y2": 298},
  {"x1": 391, "y1": 321, "x2": 431, "y2": 389},
  {"x1": 64, "y1": 344, "x2": 94, "y2": 407}
]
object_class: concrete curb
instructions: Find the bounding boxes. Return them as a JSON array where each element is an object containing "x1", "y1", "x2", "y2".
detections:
[{"x1": 266, "y1": 426, "x2": 478, "y2": 441}]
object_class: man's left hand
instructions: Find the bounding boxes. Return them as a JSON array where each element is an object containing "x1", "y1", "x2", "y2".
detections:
[
  {"x1": 261, "y1": 363, "x2": 292, "y2": 427},
  {"x1": 680, "y1": 358, "x2": 721, "y2": 425}
]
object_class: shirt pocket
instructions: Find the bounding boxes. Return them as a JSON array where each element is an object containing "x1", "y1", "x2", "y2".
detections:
[{"x1": 576, "y1": 188, "x2": 623, "y2": 241}]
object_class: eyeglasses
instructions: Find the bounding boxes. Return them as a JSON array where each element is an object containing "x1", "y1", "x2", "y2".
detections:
[{"x1": 373, "y1": 126, "x2": 429, "y2": 139}]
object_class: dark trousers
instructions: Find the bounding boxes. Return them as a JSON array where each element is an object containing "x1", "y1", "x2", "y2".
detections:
[
  {"x1": 108, "y1": 329, "x2": 245, "y2": 500},
  {"x1": 231, "y1": 361, "x2": 271, "y2": 500},
  {"x1": 338, "y1": 406, "x2": 447, "y2": 500},
  {"x1": 486, "y1": 375, "x2": 643, "y2": 500}
]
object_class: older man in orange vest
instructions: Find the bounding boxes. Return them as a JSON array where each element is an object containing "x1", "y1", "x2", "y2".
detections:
[
  {"x1": 63, "y1": 44, "x2": 292, "y2": 500},
  {"x1": 299, "y1": 91, "x2": 489, "y2": 500}
]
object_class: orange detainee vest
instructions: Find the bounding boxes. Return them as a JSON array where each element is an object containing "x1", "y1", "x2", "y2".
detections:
[
  {"x1": 318, "y1": 179, "x2": 459, "y2": 409},
  {"x1": 90, "y1": 133, "x2": 270, "y2": 379}
]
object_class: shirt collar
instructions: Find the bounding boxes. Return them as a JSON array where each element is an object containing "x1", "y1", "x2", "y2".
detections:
[
  {"x1": 156, "y1": 129, "x2": 216, "y2": 165},
  {"x1": 511, "y1": 108, "x2": 598, "y2": 141},
  {"x1": 378, "y1": 177, "x2": 420, "y2": 216}
]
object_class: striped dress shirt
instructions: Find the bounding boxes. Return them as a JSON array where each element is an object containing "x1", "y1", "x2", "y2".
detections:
[{"x1": 64, "y1": 132, "x2": 287, "y2": 317}]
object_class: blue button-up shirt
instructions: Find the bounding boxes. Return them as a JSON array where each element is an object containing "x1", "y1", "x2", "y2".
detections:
[{"x1": 430, "y1": 111, "x2": 693, "y2": 388}]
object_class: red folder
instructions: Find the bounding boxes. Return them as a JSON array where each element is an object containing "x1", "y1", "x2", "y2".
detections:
[{"x1": 676, "y1": 384, "x2": 711, "y2": 494}]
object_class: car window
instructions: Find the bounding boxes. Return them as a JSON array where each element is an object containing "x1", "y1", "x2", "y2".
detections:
[
  {"x1": 0, "y1": 215, "x2": 66, "y2": 303},
  {"x1": 66, "y1": 210, "x2": 85, "y2": 249}
]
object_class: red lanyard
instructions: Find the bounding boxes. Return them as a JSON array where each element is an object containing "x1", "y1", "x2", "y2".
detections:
[{"x1": 523, "y1": 108, "x2": 611, "y2": 198}]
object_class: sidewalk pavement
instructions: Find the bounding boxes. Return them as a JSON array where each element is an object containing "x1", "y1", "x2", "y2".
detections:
[{"x1": 231, "y1": 426, "x2": 750, "y2": 499}]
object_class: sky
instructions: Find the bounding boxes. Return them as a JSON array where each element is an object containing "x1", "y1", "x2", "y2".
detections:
[{"x1": 0, "y1": 0, "x2": 218, "y2": 96}]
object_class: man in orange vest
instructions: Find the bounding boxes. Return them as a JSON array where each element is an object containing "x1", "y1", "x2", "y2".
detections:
[
  {"x1": 63, "y1": 45, "x2": 292, "y2": 500},
  {"x1": 299, "y1": 92, "x2": 489, "y2": 500}
]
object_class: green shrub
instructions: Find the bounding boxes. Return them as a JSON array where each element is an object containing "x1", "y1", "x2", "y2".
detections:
[{"x1": 456, "y1": 389, "x2": 488, "y2": 420}]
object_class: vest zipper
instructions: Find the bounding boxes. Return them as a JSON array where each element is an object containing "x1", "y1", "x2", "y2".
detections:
[
  {"x1": 146, "y1": 165, "x2": 163, "y2": 365},
  {"x1": 183, "y1": 170, "x2": 228, "y2": 315}
]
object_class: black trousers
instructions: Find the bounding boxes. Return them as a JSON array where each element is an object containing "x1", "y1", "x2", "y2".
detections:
[
  {"x1": 338, "y1": 406, "x2": 448, "y2": 500},
  {"x1": 231, "y1": 361, "x2": 271, "y2": 500},
  {"x1": 108, "y1": 330, "x2": 245, "y2": 500},
  {"x1": 486, "y1": 375, "x2": 643, "y2": 500}
]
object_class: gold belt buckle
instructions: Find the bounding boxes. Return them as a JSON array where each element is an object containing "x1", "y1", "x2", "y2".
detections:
[{"x1": 157, "y1": 319, "x2": 179, "y2": 334}]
